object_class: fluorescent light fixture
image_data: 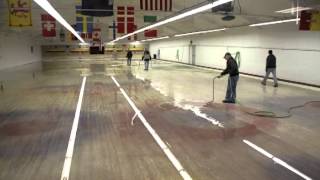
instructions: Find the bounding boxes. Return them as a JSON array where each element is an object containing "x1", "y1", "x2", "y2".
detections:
[
  {"x1": 276, "y1": 7, "x2": 311, "y2": 14},
  {"x1": 175, "y1": 28, "x2": 227, "y2": 37},
  {"x1": 106, "y1": 42, "x2": 115, "y2": 45},
  {"x1": 141, "y1": 36, "x2": 170, "y2": 42},
  {"x1": 131, "y1": 41, "x2": 141, "y2": 45},
  {"x1": 79, "y1": 42, "x2": 89, "y2": 46},
  {"x1": 249, "y1": 18, "x2": 300, "y2": 27},
  {"x1": 33, "y1": 0, "x2": 85, "y2": 43},
  {"x1": 109, "y1": 0, "x2": 233, "y2": 43}
]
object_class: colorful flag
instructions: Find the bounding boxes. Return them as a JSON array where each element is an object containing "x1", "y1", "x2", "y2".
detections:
[
  {"x1": 140, "y1": 0, "x2": 172, "y2": 11},
  {"x1": 117, "y1": 6, "x2": 137, "y2": 40},
  {"x1": 8, "y1": 0, "x2": 32, "y2": 26},
  {"x1": 144, "y1": 15, "x2": 157, "y2": 38},
  {"x1": 41, "y1": 14, "x2": 56, "y2": 37},
  {"x1": 75, "y1": 5, "x2": 94, "y2": 41},
  {"x1": 300, "y1": 10, "x2": 320, "y2": 31},
  {"x1": 81, "y1": 0, "x2": 114, "y2": 17},
  {"x1": 76, "y1": 6, "x2": 94, "y2": 33}
]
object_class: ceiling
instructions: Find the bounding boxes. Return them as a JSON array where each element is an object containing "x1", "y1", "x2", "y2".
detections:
[{"x1": 0, "y1": 0, "x2": 319, "y2": 44}]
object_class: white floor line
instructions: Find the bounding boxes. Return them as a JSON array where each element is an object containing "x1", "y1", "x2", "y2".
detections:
[
  {"x1": 60, "y1": 76, "x2": 87, "y2": 180},
  {"x1": 243, "y1": 139, "x2": 312, "y2": 180},
  {"x1": 111, "y1": 76, "x2": 192, "y2": 180}
]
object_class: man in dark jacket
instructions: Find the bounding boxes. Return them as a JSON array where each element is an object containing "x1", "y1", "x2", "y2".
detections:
[
  {"x1": 126, "y1": 50, "x2": 133, "y2": 66},
  {"x1": 218, "y1": 52, "x2": 239, "y2": 103},
  {"x1": 261, "y1": 50, "x2": 278, "y2": 87}
]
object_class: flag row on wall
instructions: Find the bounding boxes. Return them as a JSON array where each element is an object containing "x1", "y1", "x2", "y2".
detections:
[{"x1": 7, "y1": 0, "x2": 165, "y2": 40}]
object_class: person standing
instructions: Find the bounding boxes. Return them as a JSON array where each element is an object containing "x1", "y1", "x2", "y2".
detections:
[
  {"x1": 126, "y1": 49, "x2": 133, "y2": 66},
  {"x1": 261, "y1": 50, "x2": 278, "y2": 87},
  {"x1": 218, "y1": 52, "x2": 240, "y2": 104},
  {"x1": 142, "y1": 50, "x2": 151, "y2": 70}
]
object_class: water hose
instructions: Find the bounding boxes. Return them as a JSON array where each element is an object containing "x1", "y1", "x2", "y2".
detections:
[
  {"x1": 212, "y1": 76, "x2": 320, "y2": 118},
  {"x1": 237, "y1": 100, "x2": 320, "y2": 118}
]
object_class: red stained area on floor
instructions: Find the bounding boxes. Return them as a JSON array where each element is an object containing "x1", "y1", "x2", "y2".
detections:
[{"x1": 0, "y1": 120, "x2": 57, "y2": 136}]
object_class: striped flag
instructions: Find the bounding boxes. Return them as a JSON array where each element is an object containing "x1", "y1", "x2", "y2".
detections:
[{"x1": 140, "y1": 0, "x2": 172, "y2": 11}]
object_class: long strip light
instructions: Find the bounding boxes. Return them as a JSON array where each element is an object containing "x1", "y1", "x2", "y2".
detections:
[
  {"x1": 276, "y1": 7, "x2": 311, "y2": 14},
  {"x1": 141, "y1": 36, "x2": 170, "y2": 42},
  {"x1": 110, "y1": 0, "x2": 233, "y2": 43},
  {"x1": 174, "y1": 28, "x2": 227, "y2": 37},
  {"x1": 33, "y1": 0, "x2": 85, "y2": 43},
  {"x1": 249, "y1": 18, "x2": 300, "y2": 27}
]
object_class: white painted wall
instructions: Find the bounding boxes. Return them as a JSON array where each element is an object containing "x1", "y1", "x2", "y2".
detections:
[
  {"x1": 149, "y1": 23, "x2": 320, "y2": 86},
  {"x1": 0, "y1": 31, "x2": 42, "y2": 70}
]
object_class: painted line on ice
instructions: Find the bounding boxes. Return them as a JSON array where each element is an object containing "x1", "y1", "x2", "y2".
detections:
[
  {"x1": 111, "y1": 76, "x2": 192, "y2": 180},
  {"x1": 243, "y1": 139, "x2": 312, "y2": 180},
  {"x1": 60, "y1": 76, "x2": 87, "y2": 180}
]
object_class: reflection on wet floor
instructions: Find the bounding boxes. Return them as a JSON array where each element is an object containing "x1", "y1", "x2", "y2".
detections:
[{"x1": 0, "y1": 59, "x2": 320, "y2": 180}]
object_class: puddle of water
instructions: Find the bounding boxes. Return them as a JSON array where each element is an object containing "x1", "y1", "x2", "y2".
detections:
[{"x1": 135, "y1": 74, "x2": 224, "y2": 128}]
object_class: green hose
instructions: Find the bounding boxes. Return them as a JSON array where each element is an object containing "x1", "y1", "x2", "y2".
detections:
[{"x1": 237, "y1": 100, "x2": 320, "y2": 118}]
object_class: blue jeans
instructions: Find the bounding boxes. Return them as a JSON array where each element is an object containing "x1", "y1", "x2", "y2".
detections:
[
  {"x1": 225, "y1": 75, "x2": 239, "y2": 102},
  {"x1": 144, "y1": 60, "x2": 149, "y2": 70},
  {"x1": 262, "y1": 68, "x2": 278, "y2": 85},
  {"x1": 127, "y1": 58, "x2": 132, "y2": 66}
]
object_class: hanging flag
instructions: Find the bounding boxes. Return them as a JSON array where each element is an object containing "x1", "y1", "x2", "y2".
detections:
[
  {"x1": 81, "y1": 0, "x2": 113, "y2": 17},
  {"x1": 140, "y1": 0, "x2": 172, "y2": 11},
  {"x1": 8, "y1": 0, "x2": 32, "y2": 26},
  {"x1": 300, "y1": 10, "x2": 320, "y2": 31},
  {"x1": 144, "y1": 15, "x2": 157, "y2": 38},
  {"x1": 76, "y1": 6, "x2": 94, "y2": 33},
  {"x1": 127, "y1": 6, "x2": 135, "y2": 33},
  {"x1": 41, "y1": 14, "x2": 56, "y2": 37},
  {"x1": 117, "y1": 6, "x2": 125, "y2": 33},
  {"x1": 75, "y1": 5, "x2": 93, "y2": 41}
]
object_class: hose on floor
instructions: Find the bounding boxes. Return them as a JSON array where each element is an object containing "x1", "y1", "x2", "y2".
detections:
[{"x1": 236, "y1": 100, "x2": 320, "y2": 118}]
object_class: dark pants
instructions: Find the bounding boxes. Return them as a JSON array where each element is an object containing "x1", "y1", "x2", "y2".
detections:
[
  {"x1": 225, "y1": 75, "x2": 239, "y2": 102},
  {"x1": 127, "y1": 58, "x2": 132, "y2": 66}
]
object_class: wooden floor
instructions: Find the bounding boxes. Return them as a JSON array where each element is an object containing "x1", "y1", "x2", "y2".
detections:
[{"x1": 0, "y1": 60, "x2": 319, "y2": 180}]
